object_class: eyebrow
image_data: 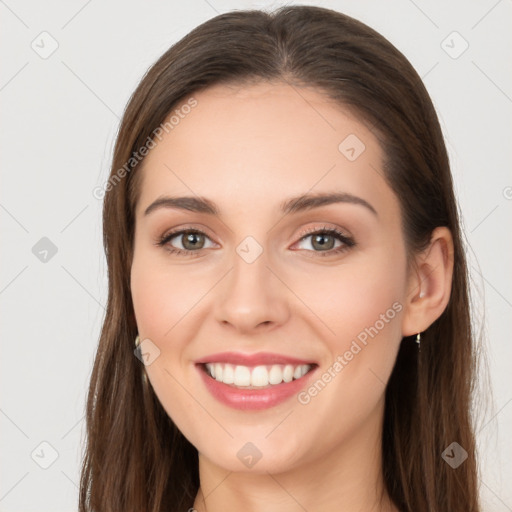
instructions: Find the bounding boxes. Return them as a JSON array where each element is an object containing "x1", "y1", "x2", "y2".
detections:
[{"x1": 143, "y1": 192, "x2": 378, "y2": 217}]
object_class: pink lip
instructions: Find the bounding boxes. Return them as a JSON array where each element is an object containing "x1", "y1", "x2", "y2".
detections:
[
  {"x1": 195, "y1": 351, "x2": 316, "y2": 366},
  {"x1": 196, "y1": 363, "x2": 318, "y2": 411}
]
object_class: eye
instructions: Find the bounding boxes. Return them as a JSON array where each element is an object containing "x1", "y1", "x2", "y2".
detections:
[
  {"x1": 293, "y1": 226, "x2": 355, "y2": 257},
  {"x1": 155, "y1": 224, "x2": 355, "y2": 258},
  {"x1": 155, "y1": 228, "x2": 216, "y2": 256}
]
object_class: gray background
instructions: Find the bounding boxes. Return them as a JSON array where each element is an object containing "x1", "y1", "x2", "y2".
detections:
[{"x1": 0, "y1": 0, "x2": 511, "y2": 510}]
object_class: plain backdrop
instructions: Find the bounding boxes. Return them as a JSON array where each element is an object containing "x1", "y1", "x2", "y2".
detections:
[{"x1": 0, "y1": 1, "x2": 511, "y2": 510}]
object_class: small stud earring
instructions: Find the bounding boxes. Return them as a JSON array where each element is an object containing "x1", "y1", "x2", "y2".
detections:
[{"x1": 415, "y1": 332, "x2": 421, "y2": 351}]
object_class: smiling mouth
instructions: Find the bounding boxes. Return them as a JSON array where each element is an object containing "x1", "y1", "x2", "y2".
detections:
[{"x1": 200, "y1": 362, "x2": 317, "y2": 389}]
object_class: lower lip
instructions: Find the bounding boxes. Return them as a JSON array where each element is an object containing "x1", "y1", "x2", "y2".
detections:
[{"x1": 196, "y1": 364, "x2": 318, "y2": 410}]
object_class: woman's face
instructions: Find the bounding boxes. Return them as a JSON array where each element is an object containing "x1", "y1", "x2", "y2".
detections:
[{"x1": 131, "y1": 81, "x2": 410, "y2": 474}]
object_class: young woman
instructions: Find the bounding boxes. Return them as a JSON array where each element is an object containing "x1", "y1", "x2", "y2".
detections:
[{"x1": 80, "y1": 6, "x2": 481, "y2": 511}]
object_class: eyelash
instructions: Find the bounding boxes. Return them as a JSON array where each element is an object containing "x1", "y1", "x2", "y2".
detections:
[{"x1": 155, "y1": 225, "x2": 356, "y2": 258}]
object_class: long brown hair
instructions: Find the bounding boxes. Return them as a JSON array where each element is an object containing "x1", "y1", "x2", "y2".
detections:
[{"x1": 79, "y1": 6, "x2": 482, "y2": 511}]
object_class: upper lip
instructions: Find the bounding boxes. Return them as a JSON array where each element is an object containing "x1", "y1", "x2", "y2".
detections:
[{"x1": 195, "y1": 351, "x2": 317, "y2": 366}]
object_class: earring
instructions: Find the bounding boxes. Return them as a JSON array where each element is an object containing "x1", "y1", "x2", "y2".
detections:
[
  {"x1": 415, "y1": 332, "x2": 421, "y2": 350},
  {"x1": 134, "y1": 335, "x2": 148, "y2": 384}
]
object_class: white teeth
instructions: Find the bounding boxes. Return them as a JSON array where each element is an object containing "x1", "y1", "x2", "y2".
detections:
[
  {"x1": 214, "y1": 363, "x2": 223, "y2": 382},
  {"x1": 223, "y1": 363, "x2": 235, "y2": 384},
  {"x1": 234, "y1": 365, "x2": 251, "y2": 386},
  {"x1": 251, "y1": 365, "x2": 268, "y2": 387},
  {"x1": 204, "y1": 363, "x2": 312, "y2": 387},
  {"x1": 283, "y1": 364, "x2": 294, "y2": 383},
  {"x1": 268, "y1": 365, "x2": 283, "y2": 385}
]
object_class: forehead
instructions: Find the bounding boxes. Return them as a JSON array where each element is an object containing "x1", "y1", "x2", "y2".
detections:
[{"x1": 135, "y1": 81, "x2": 397, "y2": 223}]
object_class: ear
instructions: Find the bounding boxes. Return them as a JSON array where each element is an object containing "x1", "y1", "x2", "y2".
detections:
[{"x1": 401, "y1": 226, "x2": 455, "y2": 337}]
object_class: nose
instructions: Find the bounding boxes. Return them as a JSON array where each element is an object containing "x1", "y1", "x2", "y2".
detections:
[{"x1": 214, "y1": 248, "x2": 290, "y2": 334}]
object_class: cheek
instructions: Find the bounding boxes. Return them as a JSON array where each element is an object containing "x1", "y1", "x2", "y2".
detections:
[
  {"x1": 130, "y1": 258, "x2": 203, "y2": 420},
  {"x1": 130, "y1": 252, "x2": 202, "y2": 338},
  {"x1": 290, "y1": 250, "x2": 406, "y2": 346},
  {"x1": 287, "y1": 257, "x2": 406, "y2": 450},
  {"x1": 130, "y1": 265, "x2": 168, "y2": 336}
]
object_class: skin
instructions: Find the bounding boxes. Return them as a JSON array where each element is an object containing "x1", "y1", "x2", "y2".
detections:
[{"x1": 130, "y1": 81, "x2": 454, "y2": 511}]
